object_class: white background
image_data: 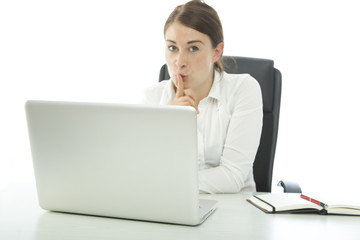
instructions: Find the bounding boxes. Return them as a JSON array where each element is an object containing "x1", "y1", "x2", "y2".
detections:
[{"x1": 1, "y1": 0, "x2": 359, "y2": 196}]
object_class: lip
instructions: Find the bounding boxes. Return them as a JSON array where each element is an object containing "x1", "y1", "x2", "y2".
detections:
[{"x1": 179, "y1": 74, "x2": 188, "y2": 81}]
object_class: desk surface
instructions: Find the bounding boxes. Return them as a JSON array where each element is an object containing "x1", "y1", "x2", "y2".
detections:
[{"x1": 1, "y1": 182, "x2": 359, "y2": 240}]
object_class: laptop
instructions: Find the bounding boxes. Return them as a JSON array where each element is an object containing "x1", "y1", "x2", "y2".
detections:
[{"x1": 25, "y1": 100, "x2": 217, "y2": 225}]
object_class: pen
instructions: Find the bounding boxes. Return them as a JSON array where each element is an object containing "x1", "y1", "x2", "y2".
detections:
[{"x1": 301, "y1": 194, "x2": 328, "y2": 208}]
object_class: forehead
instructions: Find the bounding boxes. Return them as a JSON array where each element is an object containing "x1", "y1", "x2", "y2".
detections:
[{"x1": 165, "y1": 22, "x2": 211, "y2": 44}]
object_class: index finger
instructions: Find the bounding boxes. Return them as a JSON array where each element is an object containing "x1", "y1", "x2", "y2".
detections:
[{"x1": 175, "y1": 73, "x2": 184, "y2": 98}]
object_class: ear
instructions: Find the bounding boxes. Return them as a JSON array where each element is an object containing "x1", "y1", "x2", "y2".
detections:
[{"x1": 212, "y1": 42, "x2": 224, "y2": 63}]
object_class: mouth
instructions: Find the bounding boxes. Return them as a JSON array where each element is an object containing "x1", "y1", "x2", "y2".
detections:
[{"x1": 179, "y1": 74, "x2": 188, "y2": 81}]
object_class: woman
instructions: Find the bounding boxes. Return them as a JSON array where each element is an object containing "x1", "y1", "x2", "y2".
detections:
[{"x1": 142, "y1": 0, "x2": 263, "y2": 193}]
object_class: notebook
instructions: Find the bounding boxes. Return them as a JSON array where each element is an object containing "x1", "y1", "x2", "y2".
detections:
[
  {"x1": 247, "y1": 193, "x2": 360, "y2": 216},
  {"x1": 25, "y1": 100, "x2": 217, "y2": 225}
]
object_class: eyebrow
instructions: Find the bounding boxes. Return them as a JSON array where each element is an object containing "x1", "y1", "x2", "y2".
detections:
[{"x1": 166, "y1": 40, "x2": 205, "y2": 45}]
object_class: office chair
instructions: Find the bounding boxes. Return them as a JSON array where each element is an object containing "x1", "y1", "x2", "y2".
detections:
[{"x1": 159, "y1": 56, "x2": 299, "y2": 193}]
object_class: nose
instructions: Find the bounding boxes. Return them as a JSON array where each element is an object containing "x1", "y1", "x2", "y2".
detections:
[{"x1": 175, "y1": 51, "x2": 187, "y2": 69}]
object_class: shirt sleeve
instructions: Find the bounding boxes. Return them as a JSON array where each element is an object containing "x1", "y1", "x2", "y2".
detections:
[
  {"x1": 141, "y1": 80, "x2": 174, "y2": 105},
  {"x1": 199, "y1": 75, "x2": 263, "y2": 193},
  {"x1": 141, "y1": 86, "x2": 161, "y2": 105}
]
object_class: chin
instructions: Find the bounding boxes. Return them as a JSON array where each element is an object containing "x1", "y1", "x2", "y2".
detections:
[{"x1": 183, "y1": 83, "x2": 192, "y2": 89}]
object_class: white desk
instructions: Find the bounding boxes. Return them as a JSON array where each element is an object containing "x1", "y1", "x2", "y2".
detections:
[{"x1": 1, "y1": 182, "x2": 359, "y2": 240}]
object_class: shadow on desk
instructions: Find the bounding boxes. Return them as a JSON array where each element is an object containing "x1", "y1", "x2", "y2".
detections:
[{"x1": 34, "y1": 211, "x2": 214, "y2": 240}]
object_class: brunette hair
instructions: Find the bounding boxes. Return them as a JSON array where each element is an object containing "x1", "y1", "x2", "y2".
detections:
[{"x1": 164, "y1": 0, "x2": 224, "y2": 72}]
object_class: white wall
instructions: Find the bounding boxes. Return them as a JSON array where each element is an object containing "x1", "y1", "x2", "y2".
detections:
[{"x1": 1, "y1": 0, "x2": 359, "y2": 195}]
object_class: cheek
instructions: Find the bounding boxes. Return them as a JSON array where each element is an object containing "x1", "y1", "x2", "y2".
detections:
[
  {"x1": 165, "y1": 52, "x2": 175, "y2": 77},
  {"x1": 165, "y1": 51, "x2": 171, "y2": 65},
  {"x1": 193, "y1": 53, "x2": 213, "y2": 72}
]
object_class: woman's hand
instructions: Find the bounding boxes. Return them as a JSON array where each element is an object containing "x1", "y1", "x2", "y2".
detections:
[{"x1": 170, "y1": 74, "x2": 199, "y2": 114}]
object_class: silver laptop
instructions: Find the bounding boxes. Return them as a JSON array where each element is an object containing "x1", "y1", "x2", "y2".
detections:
[{"x1": 25, "y1": 100, "x2": 217, "y2": 225}]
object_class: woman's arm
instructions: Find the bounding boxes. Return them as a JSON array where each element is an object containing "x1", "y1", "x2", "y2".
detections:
[{"x1": 199, "y1": 76, "x2": 263, "y2": 193}]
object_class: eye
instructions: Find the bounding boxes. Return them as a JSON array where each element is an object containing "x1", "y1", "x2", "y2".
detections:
[
  {"x1": 189, "y1": 46, "x2": 199, "y2": 52},
  {"x1": 168, "y1": 45, "x2": 177, "y2": 52}
]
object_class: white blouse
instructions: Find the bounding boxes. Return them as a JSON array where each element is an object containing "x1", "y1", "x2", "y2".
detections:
[{"x1": 142, "y1": 71, "x2": 263, "y2": 193}]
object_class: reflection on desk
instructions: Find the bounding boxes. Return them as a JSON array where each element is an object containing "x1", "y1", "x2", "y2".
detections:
[{"x1": 1, "y1": 182, "x2": 360, "y2": 240}]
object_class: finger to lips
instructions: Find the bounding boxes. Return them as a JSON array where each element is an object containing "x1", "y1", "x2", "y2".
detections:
[
  {"x1": 174, "y1": 74, "x2": 199, "y2": 114},
  {"x1": 175, "y1": 73, "x2": 185, "y2": 98}
]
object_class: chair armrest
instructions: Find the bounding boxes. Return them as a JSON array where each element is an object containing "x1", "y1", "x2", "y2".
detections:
[{"x1": 277, "y1": 180, "x2": 302, "y2": 193}]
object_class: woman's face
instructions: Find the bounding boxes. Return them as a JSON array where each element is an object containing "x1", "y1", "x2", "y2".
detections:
[{"x1": 164, "y1": 22, "x2": 223, "y2": 92}]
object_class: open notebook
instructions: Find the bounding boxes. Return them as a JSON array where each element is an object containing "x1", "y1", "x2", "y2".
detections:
[{"x1": 248, "y1": 193, "x2": 360, "y2": 216}]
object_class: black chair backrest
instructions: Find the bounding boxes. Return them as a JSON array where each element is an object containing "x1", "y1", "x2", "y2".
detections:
[{"x1": 159, "y1": 56, "x2": 281, "y2": 192}]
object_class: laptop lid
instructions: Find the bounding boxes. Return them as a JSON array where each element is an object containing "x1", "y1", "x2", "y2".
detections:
[{"x1": 25, "y1": 100, "x2": 214, "y2": 225}]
